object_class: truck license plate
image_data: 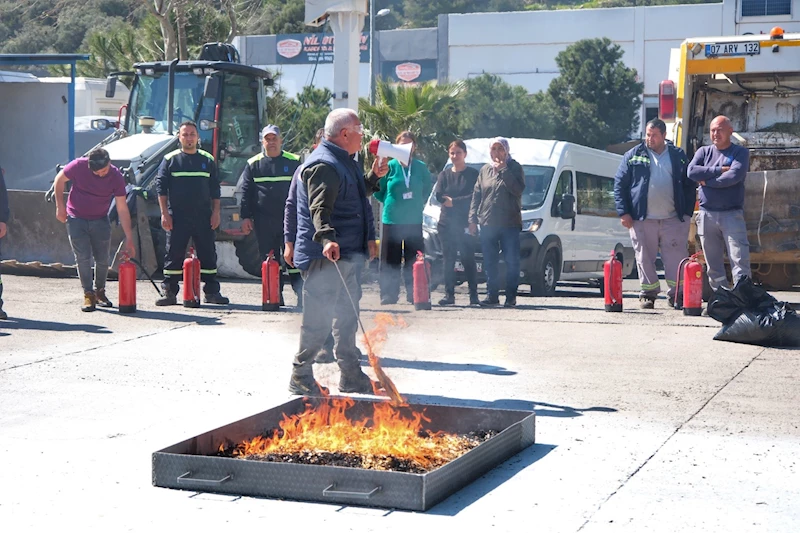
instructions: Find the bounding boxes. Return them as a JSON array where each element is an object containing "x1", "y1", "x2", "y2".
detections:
[{"x1": 705, "y1": 42, "x2": 760, "y2": 57}]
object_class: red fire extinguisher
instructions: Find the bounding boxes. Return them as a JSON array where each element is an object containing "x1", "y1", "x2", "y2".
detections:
[
  {"x1": 412, "y1": 251, "x2": 432, "y2": 311},
  {"x1": 118, "y1": 253, "x2": 137, "y2": 314},
  {"x1": 183, "y1": 246, "x2": 201, "y2": 308},
  {"x1": 262, "y1": 250, "x2": 281, "y2": 311},
  {"x1": 677, "y1": 253, "x2": 704, "y2": 316},
  {"x1": 604, "y1": 250, "x2": 623, "y2": 312}
]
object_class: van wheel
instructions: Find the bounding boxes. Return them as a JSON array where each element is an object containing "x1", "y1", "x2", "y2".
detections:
[{"x1": 532, "y1": 249, "x2": 559, "y2": 297}]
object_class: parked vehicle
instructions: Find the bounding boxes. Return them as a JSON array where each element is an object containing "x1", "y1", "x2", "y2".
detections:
[
  {"x1": 660, "y1": 28, "x2": 800, "y2": 289},
  {"x1": 422, "y1": 138, "x2": 635, "y2": 296}
]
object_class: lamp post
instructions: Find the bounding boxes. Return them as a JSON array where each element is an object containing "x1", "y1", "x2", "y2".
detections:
[{"x1": 369, "y1": 5, "x2": 391, "y2": 105}]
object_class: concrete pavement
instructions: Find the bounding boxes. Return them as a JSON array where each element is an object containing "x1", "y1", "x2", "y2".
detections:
[{"x1": 0, "y1": 274, "x2": 798, "y2": 532}]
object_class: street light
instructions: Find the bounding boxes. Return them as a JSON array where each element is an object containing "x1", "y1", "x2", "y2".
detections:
[{"x1": 369, "y1": 5, "x2": 391, "y2": 105}]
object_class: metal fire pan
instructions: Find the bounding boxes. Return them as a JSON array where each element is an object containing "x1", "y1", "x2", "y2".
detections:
[{"x1": 152, "y1": 397, "x2": 535, "y2": 511}]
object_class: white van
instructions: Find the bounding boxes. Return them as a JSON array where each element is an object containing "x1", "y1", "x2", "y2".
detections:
[{"x1": 422, "y1": 138, "x2": 635, "y2": 296}]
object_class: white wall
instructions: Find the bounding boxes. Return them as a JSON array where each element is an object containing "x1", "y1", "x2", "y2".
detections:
[
  {"x1": 447, "y1": 4, "x2": 724, "y2": 98},
  {"x1": 257, "y1": 63, "x2": 371, "y2": 100},
  {"x1": 0, "y1": 83, "x2": 70, "y2": 190},
  {"x1": 39, "y1": 77, "x2": 130, "y2": 117}
]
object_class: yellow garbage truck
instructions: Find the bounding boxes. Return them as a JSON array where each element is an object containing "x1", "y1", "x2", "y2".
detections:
[{"x1": 661, "y1": 28, "x2": 800, "y2": 289}]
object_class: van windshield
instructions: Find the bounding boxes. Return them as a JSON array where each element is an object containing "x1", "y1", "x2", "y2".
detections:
[
  {"x1": 521, "y1": 165, "x2": 555, "y2": 210},
  {"x1": 430, "y1": 163, "x2": 555, "y2": 210}
]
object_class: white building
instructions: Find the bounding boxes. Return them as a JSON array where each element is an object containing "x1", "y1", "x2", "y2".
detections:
[
  {"x1": 442, "y1": 0, "x2": 799, "y2": 131},
  {"x1": 235, "y1": 0, "x2": 800, "y2": 135}
]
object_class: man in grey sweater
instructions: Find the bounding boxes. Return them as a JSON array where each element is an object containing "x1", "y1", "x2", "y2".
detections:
[{"x1": 687, "y1": 115, "x2": 751, "y2": 290}]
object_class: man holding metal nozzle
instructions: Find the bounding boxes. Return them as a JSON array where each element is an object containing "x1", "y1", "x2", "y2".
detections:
[{"x1": 288, "y1": 108, "x2": 388, "y2": 397}]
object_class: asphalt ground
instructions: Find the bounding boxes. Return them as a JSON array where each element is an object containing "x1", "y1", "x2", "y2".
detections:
[{"x1": 1, "y1": 273, "x2": 798, "y2": 532}]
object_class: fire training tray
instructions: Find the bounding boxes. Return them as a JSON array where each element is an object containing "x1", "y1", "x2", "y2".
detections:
[{"x1": 152, "y1": 397, "x2": 536, "y2": 511}]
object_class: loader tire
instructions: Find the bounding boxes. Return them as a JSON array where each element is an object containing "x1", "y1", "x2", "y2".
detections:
[{"x1": 234, "y1": 232, "x2": 262, "y2": 278}]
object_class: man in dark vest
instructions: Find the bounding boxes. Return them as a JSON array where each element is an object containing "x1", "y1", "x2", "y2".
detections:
[{"x1": 289, "y1": 108, "x2": 388, "y2": 396}]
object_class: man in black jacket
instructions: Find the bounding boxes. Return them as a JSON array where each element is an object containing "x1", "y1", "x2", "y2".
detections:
[
  {"x1": 155, "y1": 121, "x2": 229, "y2": 306},
  {"x1": 240, "y1": 125, "x2": 303, "y2": 306},
  {"x1": 614, "y1": 119, "x2": 696, "y2": 309}
]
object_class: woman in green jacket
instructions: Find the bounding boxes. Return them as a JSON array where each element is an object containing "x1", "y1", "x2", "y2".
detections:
[{"x1": 373, "y1": 131, "x2": 432, "y2": 304}]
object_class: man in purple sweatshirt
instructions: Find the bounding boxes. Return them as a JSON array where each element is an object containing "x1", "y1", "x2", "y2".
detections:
[{"x1": 687, "y1": 115, "x2": 751, "y2": 290}]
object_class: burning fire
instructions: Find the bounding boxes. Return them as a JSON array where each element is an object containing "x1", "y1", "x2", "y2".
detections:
[
  {"x1": 361, "y1": 313, "x2": 408, "y2": 403},
  {"x1": 219, "y1": 314, "x2": 492, "y2": 472},
  {"x1": 221, "y1": 397, "x2": 490, "y2": 472}
]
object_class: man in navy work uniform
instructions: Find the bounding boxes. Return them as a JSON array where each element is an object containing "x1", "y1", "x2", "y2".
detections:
[
  {"x1": 155, "y1": 121, "x2": 229, "y2": 306},
  {"x1": 614, "y1": 118, "x2": 696, "y2": 309},
  {"x1": 239, "y1": 124, "x2": 303, "y2": 306}
]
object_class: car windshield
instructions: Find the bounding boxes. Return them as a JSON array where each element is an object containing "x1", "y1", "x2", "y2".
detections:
[
  {"x1": 429, "y1": 163, "x2": 555, "y2": 211},
  {"x1": 521, "y1": 165, "x2": 555, "y2": 210}
]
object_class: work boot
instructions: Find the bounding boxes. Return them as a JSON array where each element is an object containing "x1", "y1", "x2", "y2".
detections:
[
  {"x1": 639, "y1": 295, "x2": 655, "y2": 309},
  {"x1": 438, "y1": 294, "x2": 455, "y2": 306},
  {"x1": 314, "y1": 347, "x2": 335, "y2": 364},
  {"x1": 288, "y1": 372, "x2": 329, "y2": 396},
  {"x1": 338, "y1": 367, "x2": 375, "y2": 394},
  {"x1": 155, "y1": 292, "x2": 177, "y2": 306},
  {"x1": 504, "y1": 296, "x2": 517, "y2": 308},
  {"x1": 95, "y1": 288, "x2": 113, "y2": 308},
  {"x1": 469, "y1": 291, "x2": 480, "y2": 306},
  {"x1": 0, "y1": 300, "x2": 7, "y2": 320},
  {"x1": 204, "y1": 293, "x2": 230, "y2": 305},
  {"x1": 81, "y1": 291, "x2": 96, "y2": 312}
]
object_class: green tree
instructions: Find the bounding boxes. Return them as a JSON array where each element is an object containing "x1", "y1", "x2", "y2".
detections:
[
  {"x1": 281, "y1": 86, "x2": 333, "y2": 153},
  {"x1": 359, "y1": 78, "x2": 465, "y2": 171},
  {"x1": 545, "y1": 37, "x2": 643, "y2": 148},
  {"x1": 458, "y1": 73, "x2": 553, "y2": 139}
]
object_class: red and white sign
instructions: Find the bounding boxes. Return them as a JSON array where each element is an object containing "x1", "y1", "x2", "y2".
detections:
[
  {"x1": 276, "y1": 39, "x2": 303, "y2": 59},
  {"x1": 395, "y1": 62, "x2": 422, "y2": 82}
]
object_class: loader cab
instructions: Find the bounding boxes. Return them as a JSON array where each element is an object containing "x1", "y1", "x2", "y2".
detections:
[{"x1": 108, "y1": 60, "x2": 271, "y2": 187}]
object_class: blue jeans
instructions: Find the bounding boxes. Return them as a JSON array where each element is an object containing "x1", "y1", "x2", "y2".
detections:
[
  {"x1": 66, "y1": 216, "x2": 112, "y2": 294},
  {"x1": 480, "y1": 225, "x2": 521, "y2": 299}
]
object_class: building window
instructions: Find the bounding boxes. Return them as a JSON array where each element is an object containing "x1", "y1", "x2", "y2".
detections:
[
  {"x1": 645, "y1": 106, "x2": 659, "y2": 125},
  {"x1": 741, "y1": 0, "x2": 791, "y2": 16}
]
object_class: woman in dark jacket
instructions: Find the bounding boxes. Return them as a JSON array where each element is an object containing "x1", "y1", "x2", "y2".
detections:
[
  {"x1": 434, "y1": 140, "x2": 479, "y2": 306},
  {"x1": 468, "y1": 137, "x2": 525, "y2": 307}
]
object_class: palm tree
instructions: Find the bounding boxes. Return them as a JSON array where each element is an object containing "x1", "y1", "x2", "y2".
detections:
[{"x1": 359, "y1": 78, "x2": 466, "y2": 171}]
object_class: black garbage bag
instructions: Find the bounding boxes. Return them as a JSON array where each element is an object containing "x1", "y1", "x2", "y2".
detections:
[{"x1": 708, "y1": 276, "x2": 800, "y2": 347}]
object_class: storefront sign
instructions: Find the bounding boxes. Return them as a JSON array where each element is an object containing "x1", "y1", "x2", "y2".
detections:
[{"x1": 276, "y1": 33, "x2": 369, "y2": 64}]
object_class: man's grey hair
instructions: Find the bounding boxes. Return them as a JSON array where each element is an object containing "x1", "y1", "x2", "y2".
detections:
[{"x1": 324, "y1": 108, "x2": 359, "y2": 139}]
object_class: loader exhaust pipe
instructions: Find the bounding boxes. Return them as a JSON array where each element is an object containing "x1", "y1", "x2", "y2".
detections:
[{"x1": 167, "y1": 57, "x2": 179, "y2": 136}]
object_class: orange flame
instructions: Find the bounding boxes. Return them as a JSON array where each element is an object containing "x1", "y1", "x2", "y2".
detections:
[
  {"x1": 223, "y1": 397, "x2": 478, "y2": 471},
  {"x1": 361, "y1": 313, "x2": 408, "y2": 404}
]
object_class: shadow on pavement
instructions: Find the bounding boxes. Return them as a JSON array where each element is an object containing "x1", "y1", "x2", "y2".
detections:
[
  {"x1": 377, "y1": 357, "x2": 517, "y2": 376},
  {"x1": 404, "y1": 393, "x2": 618, "y2": 419},
  {"x1": 95, "y1": 308, "x2": 222, "y2": 324},
  {"x1": 0, "y1": 317, "x2": 112, "y2": 334},
  {"x1": 427, "y1": 443, "x2": 557, "y2": 516},
  {"x1": 225, "y1": 303, "x2": 301, "y2": 314}
]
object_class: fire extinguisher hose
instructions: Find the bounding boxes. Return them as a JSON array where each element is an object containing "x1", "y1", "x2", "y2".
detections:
[{"x1": 113, "y1": 241, "x2": 164, "y2": 297}]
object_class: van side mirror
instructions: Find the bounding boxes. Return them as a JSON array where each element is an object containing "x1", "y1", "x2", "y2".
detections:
[
  {"x1": 560, "y1": 194, "x2": 576, "y2": 219},
  {"x1": 105, "y1": 76, "x2": 117, "y2": 98},
  {"x1": 91, "y1": 118, "x2": 111, "y2": 131},
  {"x1": 203, "y1": 75, "x2": 220, "y2": 100}
]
